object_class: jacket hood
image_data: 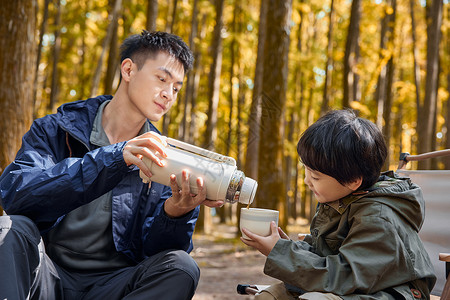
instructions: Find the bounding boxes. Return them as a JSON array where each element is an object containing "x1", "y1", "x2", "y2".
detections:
[
  {"x1": 56, "y1": 95, "x2": 112, "y2": 147},
  {"x1": 360, "y1": 171, "x2": 425, "y2": 232}
]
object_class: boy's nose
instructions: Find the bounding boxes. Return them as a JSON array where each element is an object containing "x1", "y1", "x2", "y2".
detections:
[{"x1": 304, "y1": 176, "x2": 310, "y2": 187}]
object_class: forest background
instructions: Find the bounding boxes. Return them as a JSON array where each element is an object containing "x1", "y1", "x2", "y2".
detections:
[{"x1": 0, "y1": 0, "x2": 449, "y2": 233}]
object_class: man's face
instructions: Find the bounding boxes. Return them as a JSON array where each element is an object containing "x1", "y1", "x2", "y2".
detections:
[{"x1": 126, "y1": 51, "x2": 185, "y2": 122}]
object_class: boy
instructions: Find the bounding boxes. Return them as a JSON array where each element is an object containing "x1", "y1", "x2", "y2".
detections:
[
  {"x1": 0, "y1": 31, "x2": 223, "y2": 299},
  {"x1": 241, "y1": 109, "x2": 436, "y2": 299}
]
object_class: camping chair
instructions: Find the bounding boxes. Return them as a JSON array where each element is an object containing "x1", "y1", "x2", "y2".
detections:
[
  {"x1": 236, "y1": 150, "x2": 450, "y2": 298},
  {"x1": 397, "y1": 150, "x2": 450, "y2": 299}
]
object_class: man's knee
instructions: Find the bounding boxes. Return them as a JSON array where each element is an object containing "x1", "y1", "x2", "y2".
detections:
[
  {"x1": 0, "y1": 215, "x2": 46, "y2": 300},
  {"x1": 157, "y1": 249, "x2": 199, "y2": 283},
  {"x1": 166, "y1": 250, "x2": 200, "y2": 282},
  {"x1": 141, "y1": 249, "x2": 200, "y2": 286},
  {"x1": 0, "y1": 215, "x2": 41, "y2": 246}
]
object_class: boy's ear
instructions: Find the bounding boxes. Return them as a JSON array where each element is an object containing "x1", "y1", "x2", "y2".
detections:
[{"x1": 346, "y1": 177, "x2": 362, "y2": 191}]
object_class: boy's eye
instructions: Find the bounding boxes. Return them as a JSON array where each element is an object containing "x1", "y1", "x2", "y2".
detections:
[
  {"x1": 159, "y1": 77, "x2": 165, "y2": 82},
  {"x1": 173, "y1": 87, "x2": 179, "y2": 93},
  {"x1": 311, "y1": 176, "x2": 319, "y2": 180}
]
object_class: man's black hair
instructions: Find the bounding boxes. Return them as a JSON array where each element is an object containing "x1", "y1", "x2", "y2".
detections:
[
  {"x1": 297, "y1": 109, "x2": 387, "y2": 190},
  {"x1": 120, "y1": 30, "x2": 194, "y2": 73}
]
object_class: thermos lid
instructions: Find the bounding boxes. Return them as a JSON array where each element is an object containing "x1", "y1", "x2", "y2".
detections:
[{"x1": 239, "y1": 177, "x2": 258, "y2": 204}]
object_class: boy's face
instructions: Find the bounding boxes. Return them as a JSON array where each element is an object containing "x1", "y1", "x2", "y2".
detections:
[
  {"x1": 304, "y1": 167, "x2": 360, "y2": 203},
  {"x1": 125, "y1": 51, "x2": 185, "y2": 122}
]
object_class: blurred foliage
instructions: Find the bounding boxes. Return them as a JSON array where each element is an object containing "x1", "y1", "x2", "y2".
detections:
[{"x1": 28, "y1": 0, "x2": 449, "y2": 216}]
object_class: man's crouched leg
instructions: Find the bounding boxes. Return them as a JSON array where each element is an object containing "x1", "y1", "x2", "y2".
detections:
[
  {"x1": 0, "y1": 215, "x2": 63, "y2": 300},
  {"x1": 83, "y1": 249, "x2": 200, "y2": 300},
  {"x1": 124, "y1": 249, "x2": 200, "y2": 299}
]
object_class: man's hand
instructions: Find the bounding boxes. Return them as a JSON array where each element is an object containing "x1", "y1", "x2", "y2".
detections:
[
  {"x1": 123, "y1": 131, "x2": 167, "y2": 178},
  {"x1": 164, "y1": 169, "x2": 224, "y2": 218},
  {"x1": 240, "y1": 221, "x2": 288, "y2": 256}
]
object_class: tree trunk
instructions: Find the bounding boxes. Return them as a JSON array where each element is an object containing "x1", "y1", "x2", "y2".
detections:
[
  {"x1": 381, "y1": 0, "x2": 397, "y2": 170},
  {"x1": 164, "y1": 0, "x2": 178, "y2": 33},
  {"x1": 284, "y1": 110, "x2": 296, "y2": 220},
  {"x1": 203, "y1": 0, "x2": 225, "y2": 151},
  {"x1": 33, "y1": 0, "x2": 51, "y2": 119},
  {"x1": 257, "y1": 0, "x2": 292, "y2": 228},
  {"x1": 294, "y1": 2, "x2": 306, "y2": 219},
  {"x1": 220, "y1": 0, "x2": 238, "y2": 225},
  {"x1": 409, "y1": 0, "x2": 421, "y2": 115},
  {"x1": 236, "y1": 75, "x2": 245, "y2": 170},
  {"x1": 417, "y1": 0, "x2": 443, "y2": 169},
  {"x1": 244, "y1": 0, "x2": 268, "y2": 183},
  {"x1": 292, "y1": 158, "x2": 299, "y2": 220},
  {"x1": 146, "y1": 0, "x2": 158, "y2": 32},
  {"x1": 225, "y1": 1, "x2": 237, "y2": 158},
  {"x1": 343, "y1": 0, "x2": 361, "y2": 108},
  {"x1": 104, "y1": 0, "x2": 121, "y2": 95},
  {"x1": 79, "y1": 1, "x2": 89, "y2": 100},
  {"x1": 304, "y1": 11, "x2": 318, "y2": 125},
  {"x1": 90, "y1": 0, "x2": 122, "y2": 98},
  {"x1": 48, "y1": 0, "x2": 62, "y2": 113},
  {"x1": 196, "y1": 7, "x2": 222, "y2": 232},
  {"x1": 374, "y1": 1, "x2": 391, "y2": 129},
  {"x1": 161, "y1": 0, "x2": 179, "y2": 136},
  {"x1": 180, "y1": 0, "x2": 199, "y2": 141},
  {"x1": 188, "y1": 14, "x2": 207, "y2": 144},
  {"x1": 445, "y1": 4, "x2": 450, "y2": 170},
  {"x1": 445, "y1": 72, "x2": 450, "y2": 168},
  {"x1": 321, "y1": 0, "x2": 335, "y2": 115},
  {"x1": 0, "y1": 0, "x2": 37, "y2": 214}
]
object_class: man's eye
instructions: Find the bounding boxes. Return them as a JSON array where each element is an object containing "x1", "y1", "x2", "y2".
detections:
[
  {"x1": 311, "y1": 176, "x2": 319, "y2": 180},
  {"x1": 159, "y1": 77, "x2": 165, "y2": 82}
]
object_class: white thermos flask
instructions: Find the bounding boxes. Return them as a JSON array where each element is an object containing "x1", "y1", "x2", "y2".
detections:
[{"x1": 139, "y1": 137, "x2": 257, "y2": 205}]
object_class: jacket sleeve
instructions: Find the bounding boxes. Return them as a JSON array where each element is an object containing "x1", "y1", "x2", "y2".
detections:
[
  {"x1": 264, "y1": 205, "x2": 418, "y2": 295},
  {"x1": 141, "y1": 192, "x2": 200, "y2": 256},
  {"x1": 0, "y1": 119, "x2": 131, "y2": 230}
]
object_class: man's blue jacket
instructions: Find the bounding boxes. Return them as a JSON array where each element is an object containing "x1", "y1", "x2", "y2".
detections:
[{"x1": 0, "y1": 95, "x2": 200, "y2": 262}]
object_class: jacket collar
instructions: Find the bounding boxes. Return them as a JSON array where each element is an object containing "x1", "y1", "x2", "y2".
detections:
[{"x1": 57, "y1": 96, "x2": 112, "y2": 148}]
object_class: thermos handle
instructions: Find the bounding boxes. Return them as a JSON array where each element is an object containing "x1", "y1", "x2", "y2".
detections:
[{"x1": 166, "y1": 138, "x2": 237, "y2": 166}]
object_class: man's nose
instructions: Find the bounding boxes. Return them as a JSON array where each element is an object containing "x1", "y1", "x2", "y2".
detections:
[{"x1": 161, "y1": 86, "x2": 173, "y2": 102}]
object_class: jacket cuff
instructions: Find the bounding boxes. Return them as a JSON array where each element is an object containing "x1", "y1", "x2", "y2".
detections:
[
  {"x1": 110, "y1": 141, "x2": 131, "y2": 171},
  {"x1": 161, "y1": 206, "x2": 197, "y2": 222},
  {"x1": 264, "y1": 239, "x2": 311, "y2": 276}
]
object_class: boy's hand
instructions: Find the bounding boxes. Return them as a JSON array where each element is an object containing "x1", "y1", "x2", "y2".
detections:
[
  {"x1": 240, "y1": 221, "x2": 285, "y2": 256},
  {"x1": 278, "y1": 227, "x2": 290, "y2": 240}
]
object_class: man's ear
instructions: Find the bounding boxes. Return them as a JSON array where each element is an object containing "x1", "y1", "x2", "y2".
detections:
[
  {"x1": 120, "y1": 58, "x2": 133, "y2": 82},
  {"x1": 347, "y1": 177, "x2": 362, "y2": 191}
]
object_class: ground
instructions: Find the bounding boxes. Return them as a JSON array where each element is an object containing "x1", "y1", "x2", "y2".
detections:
[
  {"x1": 191, "y1": 233, "x2": 278, "y2": 300},
  {"x1": 191, "y1": 220, "x2": 310, "y2": 300}
]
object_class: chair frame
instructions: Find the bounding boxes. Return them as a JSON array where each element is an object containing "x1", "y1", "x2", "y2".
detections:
[{"x1": 398, "y1": 151, "x2": 450, "y2": 299}]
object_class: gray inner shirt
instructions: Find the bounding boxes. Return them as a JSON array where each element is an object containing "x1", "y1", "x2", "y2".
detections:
[{"x1": 45, "y1": 100, "x2": 150, "y2": 271}]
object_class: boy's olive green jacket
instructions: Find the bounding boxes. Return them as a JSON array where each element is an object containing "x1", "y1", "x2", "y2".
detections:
[{"x1": 265, "y1": 171, "x2": 436, "y2": 299}]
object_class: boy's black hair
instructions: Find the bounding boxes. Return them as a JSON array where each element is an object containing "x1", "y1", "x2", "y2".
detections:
[
  {"x1": 120, "y1": 30, "x2": 194, "y2": 73},
  {"x1": 297, "y1": 109, "x2": 387, "y2": 190}
]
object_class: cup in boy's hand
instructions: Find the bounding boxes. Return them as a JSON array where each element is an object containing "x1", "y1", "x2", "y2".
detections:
[{"x1": 240, "y1": 208, "x2": 279, "y2": 240}]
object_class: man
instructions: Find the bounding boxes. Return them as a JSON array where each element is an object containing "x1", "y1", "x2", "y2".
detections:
[{"x1": 0, "y1": 30, "x2": 223, "y2": 299}]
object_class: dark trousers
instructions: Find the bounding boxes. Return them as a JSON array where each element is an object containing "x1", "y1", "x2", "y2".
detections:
[{"x1": 0, "y1": 215, "x2": 200, "y2": 300}]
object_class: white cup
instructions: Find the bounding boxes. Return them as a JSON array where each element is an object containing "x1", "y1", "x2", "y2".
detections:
[{"x1": 240, "y1": 208, "x2": 279, "y2": 240}]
